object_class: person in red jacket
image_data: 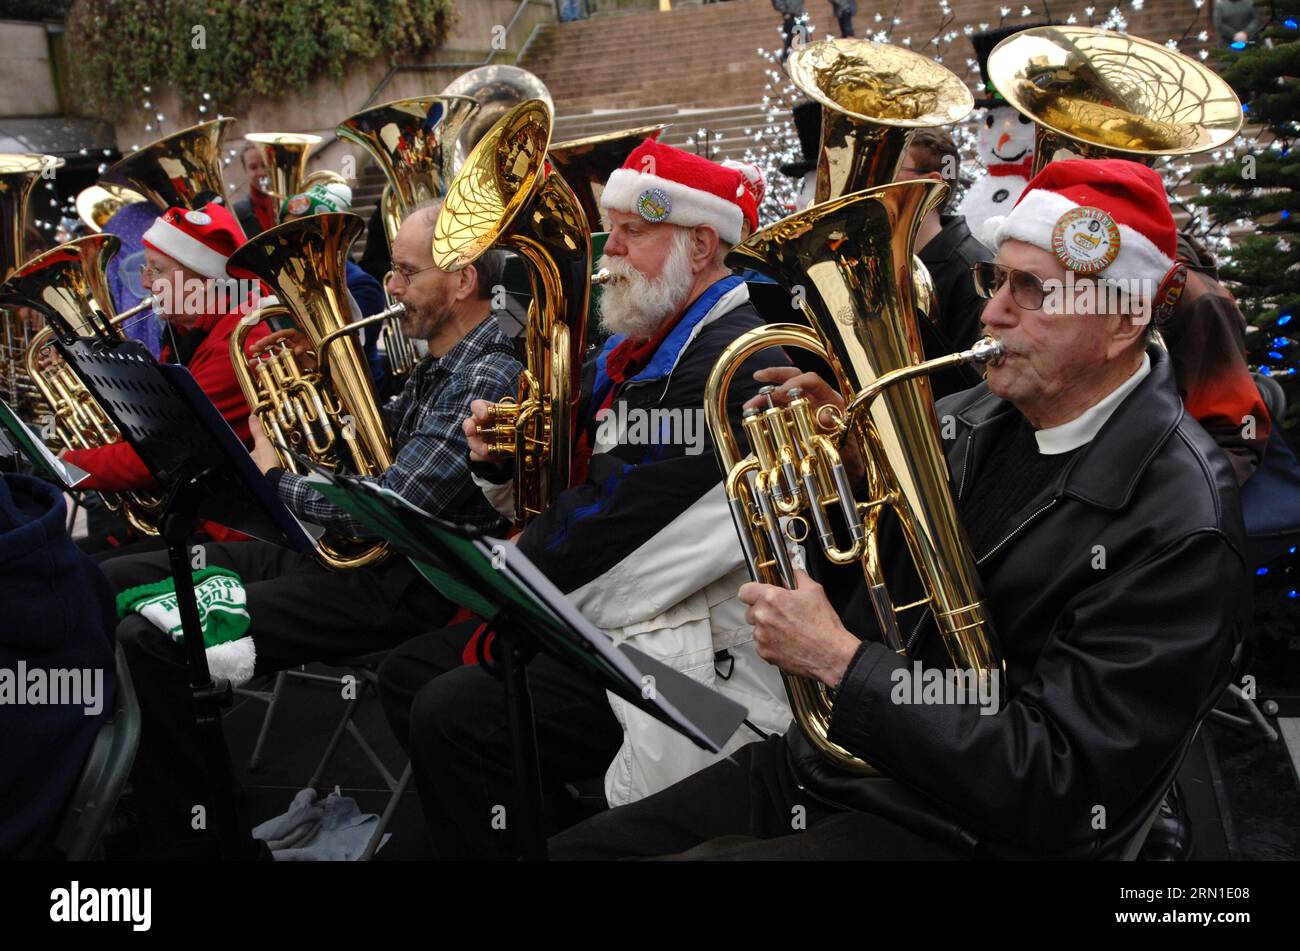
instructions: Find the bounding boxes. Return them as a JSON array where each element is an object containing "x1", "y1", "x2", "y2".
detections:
[{"x1": 62, "y1": 202, "x2": 269, "y2": 550}]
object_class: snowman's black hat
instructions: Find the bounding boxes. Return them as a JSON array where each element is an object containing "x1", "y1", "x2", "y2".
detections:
[
  {"x1": 972, "y1": 23, "x2": 1053, "y2": 109},
  {"x1": 779, "y1": 100, "x2": 821, "y2": 179}
]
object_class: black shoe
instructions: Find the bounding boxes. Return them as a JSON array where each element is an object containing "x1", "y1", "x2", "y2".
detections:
[{"x1": 1138, "y1": 782, "x2": 1194, "y2": 861}]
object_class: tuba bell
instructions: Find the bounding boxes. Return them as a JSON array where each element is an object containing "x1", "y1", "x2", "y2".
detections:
[
  {"x1": 432, "y1": 98, "x2": 591, "y2": 526},
  {"x1": 337, "y1": 94, "x2": 480, "y2": 376},
  {"x1": 101, "y1": 117, "x2": 233, "y2": 210},
  {"x1": 787, "y1": 38, "x2": 974, "y2": 320},
  {"x1": 227, "y1": 212, "x2": 395, "y2": 569},
  {"x1": 243, "y1": 132, "x2": 324, "y2": 202},
  {"x1": 986, "y1": 25, "x2": 1244, "y2": 176},
  {"x1": 1, "y1": 152, "x2": 59, "y2": 416},
  {"x1": 1, "y1": 233, "x2": 163, "y2": 535}
]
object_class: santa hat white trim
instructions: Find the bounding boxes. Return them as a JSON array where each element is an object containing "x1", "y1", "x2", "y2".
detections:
[
  {"x1": 601, "y1": 168, "x2": 744, "y2": 244},
  {"x1": 984, "y1": 188, "x2": 1175, "y2": 285},
  {"x1": 142, "y1": 216, "x2": 230, "y2": 279}
]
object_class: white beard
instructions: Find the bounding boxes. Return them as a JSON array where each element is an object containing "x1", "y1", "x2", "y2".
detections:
[{"x1": 598, "y1": 228, "x2": 695, "y2": 340}]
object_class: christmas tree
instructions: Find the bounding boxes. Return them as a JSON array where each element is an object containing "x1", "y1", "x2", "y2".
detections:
[
  {"x1": 1193, "y1": 19, "x2": 1300, "y2": 430},
  {"x1": 1192, "y1": 17, "x2": 1300, "y2": 640}
]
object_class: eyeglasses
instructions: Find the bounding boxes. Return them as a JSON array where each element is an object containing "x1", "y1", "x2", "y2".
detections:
[
  {"x1": 139, "y1": 264, "x2": 165, "y2": 281},
  {"x1": 971, "y1": 261, "x2": 1048, "y2": 311},
  {"x1": 389, "y1": 261, "x2": 440, "y2": 285}
]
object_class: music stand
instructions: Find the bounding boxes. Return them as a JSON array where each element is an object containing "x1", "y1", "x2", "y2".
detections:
[
  {"x1": 52, "y1": 330, "x2": 317, "y2": 859},
  {"x1": 298, "y1": 467, "x2": 749, "y2": 860}
]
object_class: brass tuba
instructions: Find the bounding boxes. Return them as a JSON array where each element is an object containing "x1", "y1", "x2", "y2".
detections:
[
  {"x1": 986, "y1": 26, "x2": 1244, "y2": 177},
  {"x1": 227, "y1": 212, "x2": 395, "y2": 569},
  {"x1": 1, "y1": 233, "x2": 163, "y2": 534},
  {"x1": 432, "y1": 99, "x2": 590, "y2": 526},
  {"x1": 1, "y1": 152, "x2": 60, "y2": 416},
  {"x1": 100, "y1": 117, "x2": 233, "y2": 210},
  {"x1": 337, "y1": 94, "x2": 480, "y2": 376}
]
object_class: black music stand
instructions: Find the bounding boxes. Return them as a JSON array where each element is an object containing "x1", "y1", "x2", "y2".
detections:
[
  {"x1": 51, "y1": 330, "x2": 317, "y2": 859},
  {"x1": 297, "y1": 467, "x2": 749, "y2": 860}
]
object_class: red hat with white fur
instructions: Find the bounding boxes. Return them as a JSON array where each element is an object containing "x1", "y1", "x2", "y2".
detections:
[
  {"x1": 142, "y1": 201, "x2": 249, "y2": 279},
  {"x1": 984, "y1": 159, "x2": 1178, "y2": 286},
  {"x1": 601, "y1": 139, "x2": 752, "y2": 244}
]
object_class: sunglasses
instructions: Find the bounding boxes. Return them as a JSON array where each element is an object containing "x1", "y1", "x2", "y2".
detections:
[{"x1": 971, "y1": 261, "x2": 1048, "y2": 311}]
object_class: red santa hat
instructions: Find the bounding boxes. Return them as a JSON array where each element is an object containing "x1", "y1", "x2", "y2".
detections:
[
  {"x1": 984, "y1": 159, "x2": 1177, "y2": 287},
  {"x1": 142, "y1": 201, "x2": 249, "y2": 280},
  {"x1": 722, "y1": 158, "x2": 766, "y2": 230},
  {"x1": 600, "y1": 139, "x2": 753, "y2": 244}
]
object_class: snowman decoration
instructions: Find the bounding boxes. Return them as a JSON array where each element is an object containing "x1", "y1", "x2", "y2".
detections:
[{"x1": 958, "y1": 26, "x2": 1040, "y2": 234}]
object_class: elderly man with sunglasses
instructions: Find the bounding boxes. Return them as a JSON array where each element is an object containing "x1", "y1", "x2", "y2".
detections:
[{"x1": 550, "y1": 159, "x2": 1251, "y2": 860}]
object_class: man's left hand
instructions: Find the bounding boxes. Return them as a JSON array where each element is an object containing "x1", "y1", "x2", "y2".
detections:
[
  {"x1": 739, "y1": 569, "x2": 861, "y2": 688},
  {"x1": 248, "y1": 414, "x2": 280, "y2": 474}
]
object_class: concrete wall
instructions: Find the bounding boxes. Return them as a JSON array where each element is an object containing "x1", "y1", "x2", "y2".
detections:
[
  {"x1": 96, "y1": 0, "x2": 555, "y2": 196},
  {"x1": 0, "y1": 21, "x2": 59, "y2": 117}
]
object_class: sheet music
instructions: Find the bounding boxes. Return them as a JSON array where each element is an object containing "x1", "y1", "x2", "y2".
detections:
[{"x1": 0, "y1": 397, "x2": 91, "y2": 489}]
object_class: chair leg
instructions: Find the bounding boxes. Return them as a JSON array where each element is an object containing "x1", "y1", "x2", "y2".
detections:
[
  {"x1": 360, "y1": 761, "x2": 412, "y2": 862},
  {"x1": 244, "y1": 670, "x2": 288, "y2": 771},
  {"x1": 309, "y1": 686, "x2": 361, "y2": 791}
]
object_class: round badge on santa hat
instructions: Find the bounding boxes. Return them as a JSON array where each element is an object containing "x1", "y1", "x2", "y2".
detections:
[
  {"x1": 600, "y1": 139, "x2": 753, "y2": 244},
  {"x1": 984, "y1": 158, "x2": 1188, "y2": 321},
  {"x1": 142, "y1": 200, "x2": 254, "y2": 280}
]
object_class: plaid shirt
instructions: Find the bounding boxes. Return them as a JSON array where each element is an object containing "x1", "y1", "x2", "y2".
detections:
[{"x1": 274, "y1": 316, "x2": 521, "y2": 538}]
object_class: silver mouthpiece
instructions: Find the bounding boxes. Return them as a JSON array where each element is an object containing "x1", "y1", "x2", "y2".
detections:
[{"x1": 966, "y1": 336, "x2": 1005, "y2": 367}]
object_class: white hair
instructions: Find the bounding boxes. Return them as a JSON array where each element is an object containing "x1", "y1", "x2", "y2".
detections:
[{"x1": 597, "y1": 226, "x2": 696, "y2": 340}]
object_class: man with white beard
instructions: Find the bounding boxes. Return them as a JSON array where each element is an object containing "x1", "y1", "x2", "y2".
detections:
[{"x1": 376, "y1": 139, "x2": 793, "y2": 859}]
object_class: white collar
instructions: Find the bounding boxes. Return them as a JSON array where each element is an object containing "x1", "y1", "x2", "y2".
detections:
[{"x1": 1034, "y1": 352, "x2": 1151, "y2": 455}]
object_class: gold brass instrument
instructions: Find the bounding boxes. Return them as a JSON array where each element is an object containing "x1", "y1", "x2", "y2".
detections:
[
  {"x1": 337, "y1": 94, "x2": 480, "y2": 376},
  {"x1": 549, "y1": 124, "x2": 667, "y2": 230},
  {"x1": 441, "y1": 65, "x2": 555, "y2": 166},
  {"x1": 2, "y1": 152, "x2": 63, "y2": 417},
  {"x1": 787, "y1": 38, "x2": 973, "y2": 319},
  {"x1": 986, "y1": 26, "x2": 1244, "y2": 177},
  {"x1": 1, "y1": 233, "x2": 163, "y2": 534},
  {"x1": 101, "y1": 117, "x2": 233, "y2": 210},
  {"x1": 227, "y1": 212, "x2": 394, "y2": 569},
  {"x1": 432, "y1": 98, "x2": 591, "y2": 526},
  {"x1": 705, "y1": 179, "x2": 1005, "y2": 774},
  {"x1": 75, "y1": 183, "x2": 146, "y2": 233},
  {"x1": 244, "y1": 132, "x2": 324, "y2": 202}
]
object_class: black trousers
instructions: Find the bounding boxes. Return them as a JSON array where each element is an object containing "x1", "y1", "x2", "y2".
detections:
[
  {"x1": 99, "y1": 540, "x2": 453, "y2": 851},
  {"x1": 377, "y1": 620, "x2": 623, "y2": 860},
  {"x1": 548, "y1": 736, "x2": 968, "y2": 860}
]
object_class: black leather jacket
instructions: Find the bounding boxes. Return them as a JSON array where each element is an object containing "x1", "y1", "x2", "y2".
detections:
[{"x1": 788, "y1": 344, "x2": 1250, "y2": 859}]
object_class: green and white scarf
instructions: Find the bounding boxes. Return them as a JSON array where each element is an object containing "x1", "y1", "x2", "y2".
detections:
[{"x1": 116, "y1": 566, "x2": 255, "y2": 686}]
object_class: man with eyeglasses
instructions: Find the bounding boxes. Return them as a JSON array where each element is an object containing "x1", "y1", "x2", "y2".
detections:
[
  {"x1": 549, "y1": 159, "x2": 1250, "y2": 860},
  {"x1": 60, "y1": 201, "x2": 271, "y2": 553},
  {"x1": 95, "y1": 200, "x2": 522, "y2": 857}
]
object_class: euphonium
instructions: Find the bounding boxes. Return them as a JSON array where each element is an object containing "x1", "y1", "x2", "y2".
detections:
[
  {"x1": 227, "y1": 212, "x2": 394, "y2": 569},
  {"x1": 101, "y1": 117, "x2": 232, "y2": 210},
  {"x1": 986, "y1": 26, "x2": 1243, "y2": 176},
  {"x1": 704, "y1": 179, "x2": 1005, "y2": 774},
  {"x1": 433, "y1": 99, "x2": 590, "y2": 526},
  {"x1": 1, "y1": 233, "x2": 163, "y2": 535},
  {"x1": 1, "y1": 152, "x2": 62, "y2": 416},
  {"x1": 337, "y1": 94, "x2": 480, "y2": 376}
]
